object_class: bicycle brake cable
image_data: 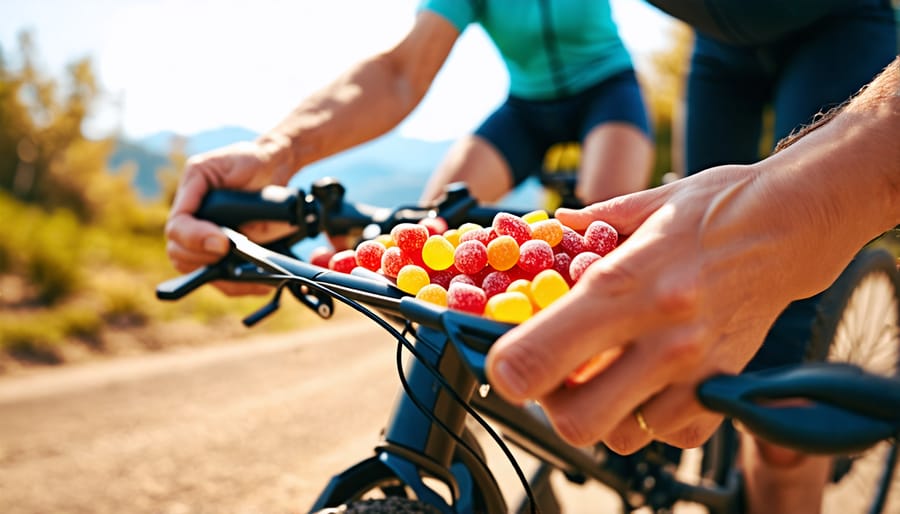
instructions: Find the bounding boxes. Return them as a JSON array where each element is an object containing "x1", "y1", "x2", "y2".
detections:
[{"x1": 275, "y1": 273, "x2": 538, "y2": 513}]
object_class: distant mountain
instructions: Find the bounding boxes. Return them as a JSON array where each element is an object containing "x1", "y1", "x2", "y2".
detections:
[{"x1": 109, "y1": 126, "x2": 541, "y2": 208}]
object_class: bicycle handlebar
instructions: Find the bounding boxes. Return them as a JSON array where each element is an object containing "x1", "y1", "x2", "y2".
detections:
[{"x1": 158, "y1": 179, "x2": 900, "y2": 456}]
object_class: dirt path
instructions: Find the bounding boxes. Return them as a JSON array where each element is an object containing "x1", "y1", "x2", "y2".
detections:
[{"x1": 0, "y1": 317, "x2": 630, "y2": 514}]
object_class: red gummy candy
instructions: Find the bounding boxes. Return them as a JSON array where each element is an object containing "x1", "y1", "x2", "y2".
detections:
[
  {"x1": 517, "y1": 239, "x2": 554, "y2": 275},
  {"x1": 390, "y1": 223, "x2": 429, "y2": 254},
  {"x1": 552, "y1": 252, "x2": 574, "y2": 285},
  {"x1": 492, "y1": 212, "x2": 532, "y2": 245},
  {"x1": 447, "y1": 283, "x2": 487, "y2": 315},
  {"x1": 449, "y1": 274, "x2": 477, "y2": 287},
  {"x1": 329, "y1": 249, "x2": 357, "y2": 274},
  {"x1": 482, "y1": 270, "x2": 513, "y2": 298},
  {"x1": 583, "y1": 220, "x2": 618, "y2": 256},
  {"x1": 418, "y1": 216, "x2": 449, "y2": 236},
  {"x1": 355, "y1": 240, "x2": 386, "y2": 271},
  {"x1": 558, "y1": 226, "x2": 585, "y2": 256},
  {"x1": 569, "y1": 251, "x2": 602, "y2": 283},
  {"x1": 310, "y1": 246, "x2": 336, "y2": 268},
  {"x1": 429, "y1": 269, "x2": 456, "y2": 289},
  {"x1": 459, "y1": 228, "x2": 496, "y2": 246},
  {"x1": 454, "y1": 240, "x2": 488, "y2": 275},
  {"x1": 381, "y1": 246, "x2": 414, "y2": 278}
]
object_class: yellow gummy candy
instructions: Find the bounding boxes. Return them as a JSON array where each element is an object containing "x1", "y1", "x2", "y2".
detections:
[
  {"x1": 486, "y1": 292, "x2": 533, "y2": 323},
  {"x1": 457, "y1": 222, "x2": 482, "y2": 236},
  {"x1": 531, "y1": 269, "x2": 570, "y2": 309},
  {"x1": 375, "y1": 234, "x2": 396, "y2": 248},
  {"x1": 442, "y1": 228, "x2": 462, "y2": 247},
  {"x1": 522, "y1": 210, "x2": 549, "y2": 224},
  {"x1": 396, "y1": 265, "x2": 430, "y2": 295},
  {"x1": 507, "y1": 279, "x2": 540, "y2": 311},
  {"x1": 422, "y1": 235, "x2": 455, "y2": 270},
  {"x1": 416, "y1": 283, "x2": 448, "y2": 307}
]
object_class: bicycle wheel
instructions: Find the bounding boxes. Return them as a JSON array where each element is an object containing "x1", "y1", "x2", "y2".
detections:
[{"x1": 807, "y1": 247, "x2": 900, "y2": 514}]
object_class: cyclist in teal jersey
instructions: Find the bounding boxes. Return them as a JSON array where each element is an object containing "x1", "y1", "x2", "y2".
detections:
[
  {"x1": 419, "y1": 0, "x2": 654, "y2": 204},
  {"x1": 166, "y1": 0, "x2": 653, "y2": 292}
]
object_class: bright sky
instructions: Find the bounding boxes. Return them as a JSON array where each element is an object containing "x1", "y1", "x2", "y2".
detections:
[{"x1": 0, "y1": 0, "x2": 677, "y2": 142}]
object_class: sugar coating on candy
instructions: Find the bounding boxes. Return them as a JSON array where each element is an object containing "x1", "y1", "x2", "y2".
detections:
[
  {"x1": 531, "y1": 219, "x2": 564, "y2": 247},
  {"x1": 558, "y1": 226, "x2": 585, "y2": 256},
  {"x1": 390, "y1": 223, "x2": 429, "y2": 254},
  {"x1": 416, "y1": 284, "x2": 448, "y2": 307},
  {"x1": 421, "y1": 235, "x2": 455, "y2": 271},
  {"x1": 429, "y1": 269, "x2": 456, "y2": 289},
  {"x1": 329, "y1": 249, "x2": 357, "y2": 274},
  {"x1": 583, "y1": 220, "x2": 618, "y2": 256},
  {"x1": 457, "y1": 223, "x2": 482, "y2": 236},
  {"x1": 381, "y1": 246, "x2": 414, "y2": 277},
  {"x1": 459, "y1": 228, "x2": 493, "y2": 246},
  {"x1": 486, "y1": 235, "x2": 520, "y2": 271},
  {"x1": 552, "y1": 252, "x2": 574, "y2": 285},
  {"x1": 447, "y1": 283, "x2": 487, "y2": 315},
  {"x1": 396, "y1": 264, "x2": 431, "y2": 295},
  {"x1": 569, "y1": 251, "x2": 601, "y2": 283},
  {"x1": 454, "y1": 240, "x2": 488, "y2": 275},
  {"x1": 486, "y1": 292, "x2": 533, "y2": 323},
  {"x1": 522, "y1": 209, "x2": 549, "y2": 224},
  {"x1": 482, "y1": 270, "x2": 513, "y2": 298},
  {"x1": 531, "y1": 269, "x2": 570, "y2": 308},
  {"x1": 492, "y1": 212, "x2": 532, "y2": 245},
  {"x1": 355, "y1": 240, "x2": 386, "y2": 271},
  {"x1": 418, "y1": 216, "x2": 448, "y2": 236},
  {"x1": 450, "y1": 274, "x2": 477, "y2": 287},
  {"x1": 470, "y1": 266, "x2": 492, "y2": 287},
  {"x1": 517, "y1": 239, "x2": 554, "y2": 275}
]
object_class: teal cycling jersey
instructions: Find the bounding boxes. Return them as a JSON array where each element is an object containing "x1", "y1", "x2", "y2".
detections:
[{"x1": 417, "y1": 0, "x2": 634, "y2": 100}]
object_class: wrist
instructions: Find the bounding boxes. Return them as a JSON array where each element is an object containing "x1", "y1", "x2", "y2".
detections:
[{"x1": 256, "y1": 132, "x2": 297, "y2": 185}]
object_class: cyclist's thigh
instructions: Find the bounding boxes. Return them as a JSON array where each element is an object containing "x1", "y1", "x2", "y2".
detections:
[
  {"x1": 684, "y1": 37, "x2": 769, "y2": 175},
  {"x1": 422, "y1": 135, "x2": 514, "y2": 204},
  {"x1": 771, "y1": 0, "x2": 899, "y2": 142},
  {"x1": 578, "y1": 70, "x2": 654, "y2": 202}
]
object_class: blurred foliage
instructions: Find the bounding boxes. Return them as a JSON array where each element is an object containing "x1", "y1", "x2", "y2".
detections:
[{"x1": 0, "y1": 31, "x2": 306, "y2": 369}]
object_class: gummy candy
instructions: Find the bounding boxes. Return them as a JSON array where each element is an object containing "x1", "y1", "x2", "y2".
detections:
[
  {"x1": 583, "y1": 220, "x2": 618, "y2": 256},
  {"x1": 442, "y1": 228, "x2": 462, "y2": 247},
  {"x1": 507, "y1": 279, "x2": 540, "y2": 311},
  {"x1": 531, "y1": 219, "x2": 564, "y2": 247},
  {"x1": 552, "y1": 252, "x2": 574, "y2": 285},
  {"x1": 492, "y1": 212, "x2": 532, "y2": 245},
  {"x1": 486, "y1": 292, "x2": 533, "y2": 323},
  {"x1": 310, "y1": 246, "x2": 336, "y2": 268},
  {"x1": 482, "y1": 270, "x2": 513, "y2": 298},
  {"x1": 416, "y1": 283, "x2": 448, "y2": 307},
  {"x1": 522, "y1": 209, "x2": 549, "y2": 224},
  {"x1": 429, "y1": 269, "x2": 456, "y2": 289},
  {"x1": 419, "y1": 216, "x2": 448, "y2": 236},
  {"x1": 569, "y1": 252, "x2": 601, "y2": 283},
  {"x1": 397, "y1": 264, "x2": 430, "y2": 295},
  {"x1": 460, "y1": 227, "x2": 496, "y2": 246},
  {"x1": 381, "y1": 246, "x2": 414, "y2": 277},
  {"x1": 390, "y1": 223, "x2": 429, "y2": 254},
  {"x1": 454, "y1": 240, "x2": 488, "y2": 275},
  {"x1": 457, "y1": 223, "x2": 483, "y2": 236},
  {"x1": 447, "y1": 283, "x2": 487, "y2": 315},
  {"x1": 329, "y1": 249, "x2": 357, "y2": 274},
  {"x1": 531, "y1": 269, "x2": 570, "y2": 309},
  {"x1": 486, "y1": 235, "x2": 520, "y2": 271},
  {"x1": 355, "y1": 240, "x2": 386, "y2": 272},
  {"x1": 421, "y1": 235, "x2": 455, "y2": 271},
  {"x1": 449, "y1": 274, "x2": 477, "y2": 287},
  {"x1": 558, "y1": 226, "x2": 585, "y2": 256},
  {"x1": 374, "y1": 234, "x2": 396, "y2": 249},
  {"x1": 517, "y1": 240, "x2": 554, "y2": 275}
]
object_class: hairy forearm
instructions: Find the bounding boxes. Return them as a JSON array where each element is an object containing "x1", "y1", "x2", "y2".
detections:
[
  {"x1": 257, "y1": 53, "x2": 421, "y2": 181},
  {"x1": 761, "y1": 57, "x2": 900, "y2": 244}
]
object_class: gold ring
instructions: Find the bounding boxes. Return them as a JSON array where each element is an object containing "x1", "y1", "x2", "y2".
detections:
[{"x1": 635, "y1": 408, "x2": 655, "y2": 437}]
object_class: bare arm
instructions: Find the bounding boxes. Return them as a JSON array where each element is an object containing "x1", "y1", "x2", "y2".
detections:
[
  {"x1": 258, "y1": 11, "x2": 460, "y2": 184},
  {"x1": 485, "y1": 57, "x2": 900, "y2": 451}
]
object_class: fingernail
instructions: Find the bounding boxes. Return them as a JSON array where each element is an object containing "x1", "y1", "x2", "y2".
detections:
[
  {"x1": 494, "y1": 359, "x2": 529, "y2": 398},
  {"x1": 203, "y1": 236, "x2": 229, "y2": 254}
]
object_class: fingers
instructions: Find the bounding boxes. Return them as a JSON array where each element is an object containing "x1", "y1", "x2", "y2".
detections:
[
  {"x1": 555, "y1": 184, "x2": 671, "y2": 233},
  {"x1": 165, "y1": 213, "x2": 231, "y2": 270}
]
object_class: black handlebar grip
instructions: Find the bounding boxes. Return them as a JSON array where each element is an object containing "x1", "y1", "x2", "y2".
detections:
[{"x1": 195, "y1": 186, "x2": 300, "y2": 228}]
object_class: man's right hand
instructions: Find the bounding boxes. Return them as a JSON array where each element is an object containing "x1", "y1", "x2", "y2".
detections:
[{"x1": 164, "y1": 140, "x2": 294, "y2": 296}]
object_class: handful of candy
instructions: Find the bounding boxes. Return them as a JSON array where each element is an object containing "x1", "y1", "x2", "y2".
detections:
[
  {"x1": 311, "y1": 210, "x2": 618, "y2": 325},
  {"x1": 311, "y1": 210, "x2": 621, "y2": 385}
]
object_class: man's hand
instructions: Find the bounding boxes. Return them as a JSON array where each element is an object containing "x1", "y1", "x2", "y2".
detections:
[{"x1": 165, "y1": 141, "x2": 295, "y2": 296}]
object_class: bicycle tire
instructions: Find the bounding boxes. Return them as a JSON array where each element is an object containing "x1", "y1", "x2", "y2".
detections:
[
  {"x1": 313, "y1": 497, "x2": 442, "y2": 514},
  {"x1": 807, "y1": 247, "x2": 900, "y2": 514}
]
